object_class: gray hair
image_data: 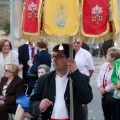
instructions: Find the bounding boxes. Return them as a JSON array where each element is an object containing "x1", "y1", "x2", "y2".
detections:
[{"x1": 37, "y1": 64, "x2": 50, "y2": 72}]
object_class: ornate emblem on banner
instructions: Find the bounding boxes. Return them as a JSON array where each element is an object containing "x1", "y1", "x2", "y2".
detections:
[
  {"x1": 91, "y1": 5, "x2": 103, "y2": 24},
  {"x1": 27, "y1": 2, "x2": 38, "y2": 20},
  {"x1": 52, "y1": 3, "x2": 69, "y2": 28}
]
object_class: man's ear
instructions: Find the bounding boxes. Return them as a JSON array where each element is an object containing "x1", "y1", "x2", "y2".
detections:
[
  {"x1": 112, "y1": 57, "x2": 115, "y2": 61},
  {"x1": 80, "y1": 41, "x2": 83, "y2": 47}
]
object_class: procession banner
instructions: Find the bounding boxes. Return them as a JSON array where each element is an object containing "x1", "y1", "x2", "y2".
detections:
[
  {"x1": 81, "y1": 0, "x2": 109, "y2": 37},
  {"x1": 43, "y1": 0, "x2": 79, "y2": 36},
  {"x1": 22, "y1": 0, "x2": 43, "y2": 40}
]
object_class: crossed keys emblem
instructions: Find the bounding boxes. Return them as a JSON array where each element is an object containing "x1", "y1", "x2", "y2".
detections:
[
  {"x1": 27, "y1": 2, "x2": 38, "y2": 21},
  {"x1": 91, "y1": 5, "x2": 103, "y2": 24}
]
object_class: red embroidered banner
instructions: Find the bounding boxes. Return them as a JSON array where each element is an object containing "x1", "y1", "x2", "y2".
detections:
[
  {"x1": 22, "y1": 0, "x2": 42, "y2": 35},
  {"x1": 81, "y1": 0, "x2": 109, "y2": 37}
]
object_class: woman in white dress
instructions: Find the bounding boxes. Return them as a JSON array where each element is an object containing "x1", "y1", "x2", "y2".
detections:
[{"x1": 0, "y1": 39, "x2": 18, "y2": 81}]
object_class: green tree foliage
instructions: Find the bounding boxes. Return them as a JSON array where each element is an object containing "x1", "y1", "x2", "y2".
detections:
[{"x1": 2, "y1": 19, "x2": 10, "y2": 35}]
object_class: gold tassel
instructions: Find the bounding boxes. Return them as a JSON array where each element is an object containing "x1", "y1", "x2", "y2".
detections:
[{"x1": 108, "y1": 0, "x2": 113, "y2": 21}]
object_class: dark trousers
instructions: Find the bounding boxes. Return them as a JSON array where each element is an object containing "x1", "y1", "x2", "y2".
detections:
[
  {"x1": 102, "y1": 98, "x2": 115, "y2": 120},
  {"x1": 82, "y1": 104, "x2": 88, "y2": 120},
  {"x1": 0, "y1": 104, "x2": 17, "y2": 120},
  {"x1": 27, "y1": 77, "x2": 37, "y2": 96},
  {"x1": 115, "y1": 99, "x2": 120, "y2": 120}
]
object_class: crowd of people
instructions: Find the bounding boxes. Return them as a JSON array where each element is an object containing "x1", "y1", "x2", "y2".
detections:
[{"x1": 0, "y1": 38, "x2": 119, "y2": 120}]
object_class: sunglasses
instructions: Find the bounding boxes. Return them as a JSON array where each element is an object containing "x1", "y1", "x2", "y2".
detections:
[{"x1": 4, "y1": 69, "x2": 12, "y2": 73}]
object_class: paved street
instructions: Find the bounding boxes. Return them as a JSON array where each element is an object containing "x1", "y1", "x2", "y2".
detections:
[{"x1": 88, "y1": 56, "x2": 106, "y2": 120}]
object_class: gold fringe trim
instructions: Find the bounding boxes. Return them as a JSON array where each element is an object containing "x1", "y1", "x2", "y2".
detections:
[
  {"x1": 110, "y1": 0, "x2": 119, "y2": 34},
  {"x1": 22, "y1": 29, "x2": 119, "y2": 44},
  {"x1": 22, "y1": 34, "x2": 41, "y2": 42},
  {"x1": 73, "y1": 31, "x2": 119, "y2": 44}
]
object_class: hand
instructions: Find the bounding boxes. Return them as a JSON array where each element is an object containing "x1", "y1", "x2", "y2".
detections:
[
  {"x1": 0, "y1": 100, "x2": 5, "y2": 105},
  {"x1": 39, "y1": 98, "x2": 53, "y2": 112},
  {"x1": 19, "y1": 64, "x2": 23, "y2": 71},
  {"x1": 67, "y1": 58, "x2": 77, "y2": 73},
  {"x1": 28, "y1": 59, "x2": 33, "y2": 66},
  {"x1": 98, "y1": 86, "x2": 106, "y2": 95},
  {"x1": 114, "y1": 86, "x2": 119, "y2": 90},
  {"x1": 117, "y1": 81, "x2": 120, "y2": 88}
]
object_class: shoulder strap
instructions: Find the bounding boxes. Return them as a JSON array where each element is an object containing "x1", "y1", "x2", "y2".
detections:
[{"x1": 103, "y1": 64, "x2": 109, "y2": 88}]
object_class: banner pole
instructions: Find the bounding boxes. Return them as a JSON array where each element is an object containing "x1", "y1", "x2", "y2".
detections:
[
  {"x1": 10, "y1": 0, "x2": 14, "y2": 47},
  {"x1": 69, "y1": 37, "x2": 74, "y2": 120}
]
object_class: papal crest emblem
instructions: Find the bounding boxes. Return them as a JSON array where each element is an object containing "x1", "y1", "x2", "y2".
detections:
[
  {"x1": 91, "y1": 5, "x2": 103, "y2": 24},
  {"x1": 52, "y1": 3, "x2": 69, "y2": 28},
  {"x1": 27, "y1": 2, "x2": 38, "y2": 20}
]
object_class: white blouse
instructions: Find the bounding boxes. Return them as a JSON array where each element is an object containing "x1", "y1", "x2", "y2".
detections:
[
  {"x1": 0, "y1": 50, "x2": 18, "y2": 81},
  {"x1": 2, "y1": 85, "x2": 8, "y2": 96}
]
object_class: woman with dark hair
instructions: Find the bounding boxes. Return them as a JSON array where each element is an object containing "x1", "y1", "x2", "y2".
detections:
[
  {"x1": 0, "y1": 39, "x2": 19, "y2": 81},
  {"x1": 28, "y1": 40, "x2": 51, "y2": 74},
  {"x1": 27, "y1": 39, "x2": 51, "y2": 95},
  {"x1": 0, "y1": 63, "x2": 25, "y2": 120}
]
